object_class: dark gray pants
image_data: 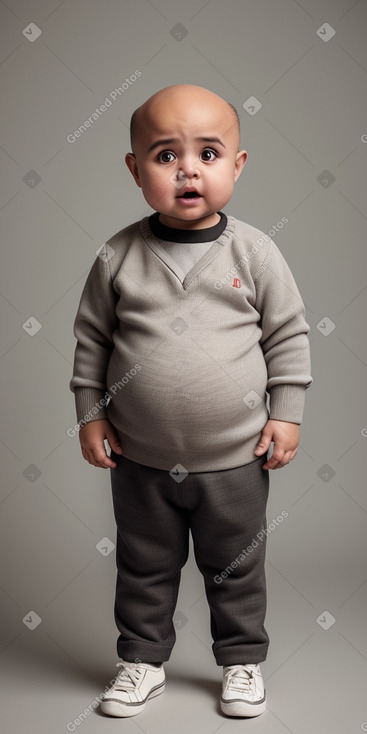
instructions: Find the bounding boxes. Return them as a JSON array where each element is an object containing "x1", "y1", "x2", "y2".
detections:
[{"x1": 109, "y1": 451, "x2": 270, "y2": 666}]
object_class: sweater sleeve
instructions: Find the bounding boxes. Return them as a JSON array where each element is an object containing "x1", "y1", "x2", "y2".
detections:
[
  {"x1": 69, "y1": 250, "x2": 119, "y2": 425},
  {"x1": 254, "y1": 240, "x2": 312, "y2": 424}
]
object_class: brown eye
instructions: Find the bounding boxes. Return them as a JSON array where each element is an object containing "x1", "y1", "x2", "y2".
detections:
[
  {"x1": 201, "y1": 149, "x2": 217, "y2": 161},
  {"x1": 158, "y1": 151, "x2": 175, "y2": 163}
]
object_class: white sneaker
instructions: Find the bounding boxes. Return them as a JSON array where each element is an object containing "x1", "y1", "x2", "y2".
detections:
[
  {"x1": 220, "y1": 663, "x2": 266, "y2": 717},
  {"x1": 100, "y1": 659, "x2": 165, "y2": 717}
]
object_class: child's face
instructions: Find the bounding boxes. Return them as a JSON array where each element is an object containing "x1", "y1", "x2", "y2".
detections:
[{"x1": 125, "y1": 87, "x2": 247, "y2": 229}]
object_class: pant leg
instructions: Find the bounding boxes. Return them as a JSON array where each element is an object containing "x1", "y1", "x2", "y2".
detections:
[
  {"x1": 109, "y1": 451, "x2": 190, "y2": 663},
  {"x1": 188, "y1": 455, "x2": 270, "y2": 666}
]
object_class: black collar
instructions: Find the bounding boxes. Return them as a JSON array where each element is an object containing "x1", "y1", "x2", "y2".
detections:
[{"x1": 148, "y1": 211, "x2": 227, "y2": 243}]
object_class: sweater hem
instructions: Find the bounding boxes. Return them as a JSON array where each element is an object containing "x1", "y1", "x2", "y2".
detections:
[{"x1": 110, "y1": 431, "x2": 266, "y2": 473}]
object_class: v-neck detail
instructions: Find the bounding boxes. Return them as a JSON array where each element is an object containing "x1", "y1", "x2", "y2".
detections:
[{"x1": 139, "y1": 211, "x2": 235, "y2": 290}]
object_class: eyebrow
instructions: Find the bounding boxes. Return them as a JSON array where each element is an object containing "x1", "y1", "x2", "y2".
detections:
[{"x1": 146, "y1": 136, "x2": 226, "y2": 154}]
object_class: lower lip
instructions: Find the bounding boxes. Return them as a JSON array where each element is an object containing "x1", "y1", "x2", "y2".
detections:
[{"x1": 176, "y1": 196, "x2": 202, "y2": 205}]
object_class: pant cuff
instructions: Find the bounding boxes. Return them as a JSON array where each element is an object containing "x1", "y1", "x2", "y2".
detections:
[
  {"x1": 214, "y1": 643, "x2": 269, "y2": 666},
  {"x1": 117, "y1": 641, "x2": 173, "y2": 663}
]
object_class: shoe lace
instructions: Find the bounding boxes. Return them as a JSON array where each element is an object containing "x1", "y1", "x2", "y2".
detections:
[
  {"x1": 112, "y1": 661, "x2": 143, "y2": 691},
  {"x1": 225, "y1": 664, "x2": 257, "y2": 693}
]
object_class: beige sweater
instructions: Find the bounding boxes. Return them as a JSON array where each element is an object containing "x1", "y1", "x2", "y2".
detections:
[{"x1": 69, "y1": 211, "x2": 312, "y2": 471}]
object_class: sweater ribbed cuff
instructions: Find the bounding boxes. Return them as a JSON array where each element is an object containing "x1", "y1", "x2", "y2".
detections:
[
  {"x1": 268, "y1": 384, "x2": 307, "y2": 424},
  {"x1": 74, "y1": 387, "x2": 110, "y2": 425}
]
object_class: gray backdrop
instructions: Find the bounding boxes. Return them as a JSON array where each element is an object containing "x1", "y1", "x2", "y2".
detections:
[{"x1": 1, "y1": 1, "x2": 367, "y2": 732}]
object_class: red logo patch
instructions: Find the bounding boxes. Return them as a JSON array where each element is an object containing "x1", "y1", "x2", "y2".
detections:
[{"x1": 232, "y1": 278, "x2": 241, "y2": 288}]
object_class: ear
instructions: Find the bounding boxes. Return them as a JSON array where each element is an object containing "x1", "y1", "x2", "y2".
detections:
[
  {"x1": 125, "y1": 153, "x2": 142, "y2": 188},
  {"x1": 234, "y1": 150, "x2": 248, "y2": 182}
]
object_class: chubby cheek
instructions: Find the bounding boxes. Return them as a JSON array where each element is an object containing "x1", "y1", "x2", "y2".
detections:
[
  {"x1": 145, "y1": 171, "x2": 172, "y2": 200},
  {"x1": 207, "y1": 177, "x2": 233, "y2": 202},
  {"x1": 204, "y1": 165, "x2": 234, "y2": 194},
  {"x1": 138, "y1": 181, "x2": 162, "y2": 207}
]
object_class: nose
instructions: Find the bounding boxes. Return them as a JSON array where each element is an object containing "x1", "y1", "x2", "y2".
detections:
[{"x1": 177, "y1": 155, "x2": 200, "y2": 179}]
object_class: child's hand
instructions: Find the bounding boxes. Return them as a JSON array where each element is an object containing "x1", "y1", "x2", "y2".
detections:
[
  {"x1": 254, "y1": 419, "x2": 300, "y2": 470},
  {"x1": 78, "y1": 420, "x2": 123, "y2": 469}
]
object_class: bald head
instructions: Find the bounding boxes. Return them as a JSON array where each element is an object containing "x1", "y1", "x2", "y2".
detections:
[{"x1": 129, "y1": 84, "x2": 240, "y2": 155}]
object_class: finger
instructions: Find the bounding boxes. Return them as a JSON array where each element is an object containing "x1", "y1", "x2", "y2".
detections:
[
  {"x1": 263, "y1": 447, "x2": 298, "y2": 470},
  {"x1": 255, "y1": 434, "x2": 273, "y2": 455},
  {"x1": 81, "y1": 447, "x2": 109, "y2": 469},
  {"x1": 107, "y1": 432, "x2": 123, "y2": 454},
  {"x1": 81, "y1": 447, "x2": 91, "y2": 463},
  {"x1": 263, "y1": 447, "x2": 285, "y2": 470},
  {"x1": 263, "y1": 456, "x2": 281, "y2": 470},
  {"x1": 273, "y1": 450, "x2": 296, "y2": 469},
  {"x1": 82, "y1": 449, "x2": 97, "y2": 466},
  {"x1": 91, "y1": 449, "x2": 117, "y2": 469},
  {"x1": 282, "y1": 450, "x2": 297, "y2": 465}
]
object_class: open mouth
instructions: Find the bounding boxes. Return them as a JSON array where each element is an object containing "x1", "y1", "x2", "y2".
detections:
[{"x1": 177, "y1": 191, "x2": 202, "y2": 199}]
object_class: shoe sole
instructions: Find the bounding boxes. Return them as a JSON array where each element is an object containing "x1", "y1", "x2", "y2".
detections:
[
  {"x1": 220, "y1": 695, "x2": 266, "y2": 717},
  {"x1": 100, "y1": 682, "x2": 165, "y2": 717}
]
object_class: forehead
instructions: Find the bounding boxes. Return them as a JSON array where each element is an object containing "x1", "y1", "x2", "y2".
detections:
[{"x1": 138, "y1": 96, "x2": 236, "y2": 149}]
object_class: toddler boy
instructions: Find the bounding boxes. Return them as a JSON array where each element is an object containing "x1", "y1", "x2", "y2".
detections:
[{"x1": 69, "y1": 83, "x2": 312, "y2": 718}]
